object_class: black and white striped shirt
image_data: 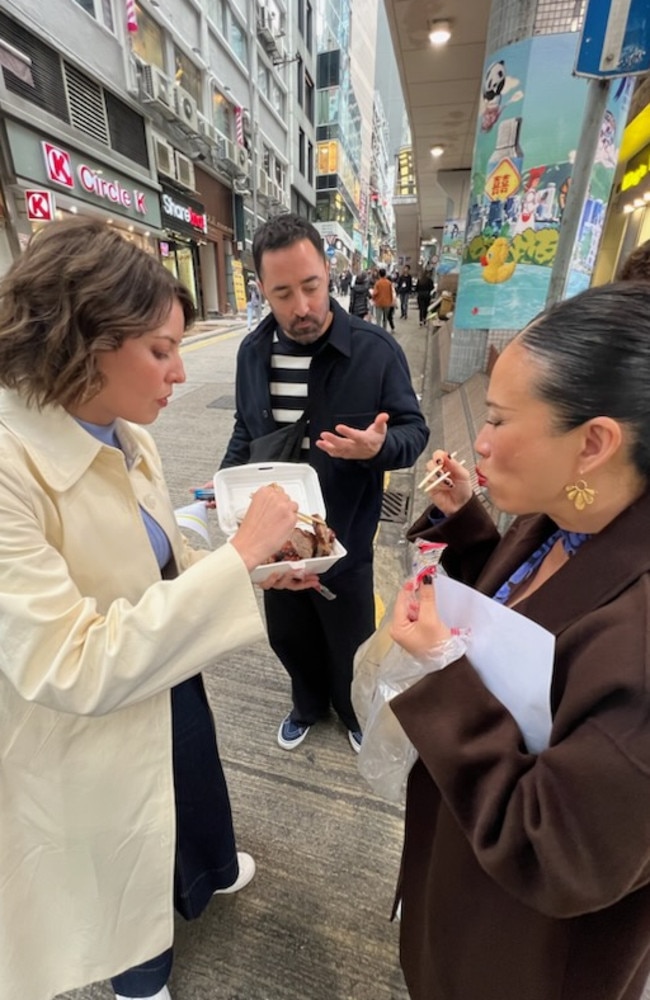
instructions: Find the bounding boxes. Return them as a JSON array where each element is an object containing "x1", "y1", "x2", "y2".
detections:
[{"x1": 269, "y1": 327, "x2": 317, "y2": 458}]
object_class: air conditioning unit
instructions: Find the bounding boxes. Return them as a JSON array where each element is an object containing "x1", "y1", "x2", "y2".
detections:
[
  {"x1": 174, "y1": 150, "x2": 195, "y2": 190},
  {"x1": 235, "y1": 144, "x2": 250, "y2": 177},
  {"x1": 272, "y1": 36, "x2": 286, "y2": 63},
  {"x1": 197, "y1": 114, "x2": 217, "y2": 144},
  {"x1": 175, "y1": 85, "x2": 198, "y2": 132},
  {"x1": 257, "y1": 169, "x2": 269, "y2": 197},
  {"x1": 139, "y1": 64, "x2": 177, "y2": 121},
  {"x1": 256, "y1": 5, "x2": 276, "y2": 49},
  {"x1": 153, "y1": 135, "x2": 175, "y2": 177}
]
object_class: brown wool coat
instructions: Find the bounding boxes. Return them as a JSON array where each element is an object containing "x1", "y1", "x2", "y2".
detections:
[{"x1": 393, "y1": 491, "x2": 650, "y2": 1000}]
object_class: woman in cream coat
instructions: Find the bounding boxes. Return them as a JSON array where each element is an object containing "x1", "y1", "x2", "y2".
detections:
[{"x1": 0, "y1": 219, "x2": 309, "y2": 1000}]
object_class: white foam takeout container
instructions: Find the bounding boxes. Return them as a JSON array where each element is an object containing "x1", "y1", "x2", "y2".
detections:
[{"x1": 213, "y1": 462, "x2": 347, "y2": 584}]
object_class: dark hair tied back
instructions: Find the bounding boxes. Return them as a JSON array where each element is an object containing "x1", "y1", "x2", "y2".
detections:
[{"x1": 519, "y1": 282, "x2": 650, "y2": 478}]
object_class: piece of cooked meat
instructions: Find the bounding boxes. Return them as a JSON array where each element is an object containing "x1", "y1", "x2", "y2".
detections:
[
  {"x1": 263, "y1": 527, "x2": 316, "y2": 564},
  {"x1": 313, "y1": 518, "x2": 336, "y2": 556}
]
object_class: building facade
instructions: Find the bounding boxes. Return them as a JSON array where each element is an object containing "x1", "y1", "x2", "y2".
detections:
[{"x1": 0, "y1": 0, "x2": 317, "y2": 312}]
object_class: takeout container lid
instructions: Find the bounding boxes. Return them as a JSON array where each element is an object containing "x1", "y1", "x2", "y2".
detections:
[{"x1": 213, "y1": 462, "x2": 347, "y2": 583}]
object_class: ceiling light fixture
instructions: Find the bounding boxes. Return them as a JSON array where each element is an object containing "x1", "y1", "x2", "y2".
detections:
[
  {"x1": 429, "y1": 19, "x2": 452, "y2": 46},
  {"x1": 430, "y1": 145, "x2": 445, "y2": 158}
]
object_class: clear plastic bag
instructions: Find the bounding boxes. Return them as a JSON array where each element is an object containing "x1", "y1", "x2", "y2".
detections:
[
  {"x1": 351, "y1": 538, "x2": 466, "y2": 803},
  {"x1": 352, "y1": 635, "x2": 466, "y2": 803}
]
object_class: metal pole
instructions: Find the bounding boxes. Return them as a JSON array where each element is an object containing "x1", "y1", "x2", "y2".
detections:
[
  {"x1": 247, "y1": 0, "x2": 259, "y2": 227},
  {"x1": 545, "y1": 77, "x2": 611, "y2": 308}
]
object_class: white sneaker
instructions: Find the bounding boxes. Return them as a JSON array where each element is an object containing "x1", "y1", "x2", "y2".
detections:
[
  {"x1": 212, "y1": 851, "x2": 256, "y2": 895},
  {"x1": 115, "y1": 986, "x2": 171, "y2": 1000}
]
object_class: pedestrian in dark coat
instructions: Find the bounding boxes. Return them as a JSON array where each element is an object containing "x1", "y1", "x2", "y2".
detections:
[
  {"x1": 221, "y1": 214, "x2": 429, "y2": 757},
  {"x1": 386, "y1": 282, "x2": 650, "y2": 1000},
  {"x1": 414, "y1": 269, "x2": 434, "y2": 325},
  {"x1": 348, "y1": 271, "x2": 371, "y2": 320}
]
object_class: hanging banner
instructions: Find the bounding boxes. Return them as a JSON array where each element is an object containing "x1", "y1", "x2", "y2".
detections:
[
  {"x1": 438, "y1": 219, "x2": 466, "y2": 276},
  {"x1": 456, "y1": 34, "x2": 608, "y2": 330}
]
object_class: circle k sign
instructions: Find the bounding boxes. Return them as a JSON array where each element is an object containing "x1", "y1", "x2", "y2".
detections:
[
  {"x1": 42, "y1": 142, "x2": 148, "y2": 216},
  {"x1": 25, "y1": 189, "x2": 55, "y2": 222}
]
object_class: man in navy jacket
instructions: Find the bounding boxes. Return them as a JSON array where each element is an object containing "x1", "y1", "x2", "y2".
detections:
[{"x1": 221, "y1": 215, "x2": 429, "y2": 754}]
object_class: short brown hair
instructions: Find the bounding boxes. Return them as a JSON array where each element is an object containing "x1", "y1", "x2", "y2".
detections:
[
  {"x1": 0, "y1": 218, "x2": 195, "y2": 408},
  {"x1": 618, "y1": 239, "x2": 650, "y2": 282}
]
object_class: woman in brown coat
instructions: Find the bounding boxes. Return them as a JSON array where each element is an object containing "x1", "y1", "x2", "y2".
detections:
[{"x1": 389, "y1": 282, "x2": 650, "y2": 1000}]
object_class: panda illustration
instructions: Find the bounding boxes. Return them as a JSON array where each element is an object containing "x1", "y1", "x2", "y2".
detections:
[{"x1": 481, "y1": 59, "x2": 506, "y2": 132}]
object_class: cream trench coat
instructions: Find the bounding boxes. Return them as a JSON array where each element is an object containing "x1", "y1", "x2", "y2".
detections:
[{"x1": 0, "y1": 390, "x2": 266, "y2": 1000}]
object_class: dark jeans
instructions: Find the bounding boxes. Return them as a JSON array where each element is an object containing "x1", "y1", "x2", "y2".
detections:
[
  {"x1": 111, "y1": 675, "x2": 238, "y2": 997},
  {"x1": 264, "y1": 562, "x2": 375, "y2": 732},
  {"x1": 399, "y1": 291, "x2": 410, "y2": 317}
]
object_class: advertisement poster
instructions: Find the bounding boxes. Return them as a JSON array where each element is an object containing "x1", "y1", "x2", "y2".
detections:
[
  {"x1": 232, "y1": 259, "x2": 247, "y2": 312},
  {"x1": 439, "y1": 218, "x2": 466, "y2": 275},
  {"x1": 566, "y1": 77, "x2": 633, "y2": 294},
  {"x1": 455, "y1": 33, "x2": 628, "y2": 330}
]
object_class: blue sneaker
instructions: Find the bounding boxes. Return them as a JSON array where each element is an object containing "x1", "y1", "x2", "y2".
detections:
[
  {"x1": 348, "y1": 729, "x2": 362, "y2": 754},
  {"x1": 277, "y1": 714, "x2": 311, "y2": 750}
]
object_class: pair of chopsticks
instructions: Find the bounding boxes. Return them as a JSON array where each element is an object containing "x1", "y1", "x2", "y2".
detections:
[
  {"x1": 417, "y1": 451, "x2": 467, "y2": 492},
  {"x1": 296, "y1": 511, "x2": 325, "y2": 526}
]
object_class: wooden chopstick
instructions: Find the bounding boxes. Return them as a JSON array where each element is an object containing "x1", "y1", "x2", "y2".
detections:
[
  {"x1": 417, "y1": 453, "x2": 467, "y2": 491},
  {"x1": 296, "y1": 511, "x2": 325, "y2": 526}
]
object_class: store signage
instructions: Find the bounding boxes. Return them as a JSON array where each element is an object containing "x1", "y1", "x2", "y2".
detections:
[
  {"x1": 25, "y1": 189, "x2": 55, "y2": 221},
  {"x1": 621, "y1": 143, "x2": 650, "y2": 192},
  {"x1": 159, "y1": 184, "x2": 207, "y2": 237},
  {"x1": 3, "y1": 121, "x2": 162, "y2": 229},
  {"x1": 43, "y1": 142, "x2": 148, "y2": 215}
]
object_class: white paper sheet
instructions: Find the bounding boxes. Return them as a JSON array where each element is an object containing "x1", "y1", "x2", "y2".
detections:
[
  {"x1": 174, "y1": 501, "x2": 211, "y2": 546},
  {"x1": 435, "y1": 575, "x2": 555, "y2": 753}
]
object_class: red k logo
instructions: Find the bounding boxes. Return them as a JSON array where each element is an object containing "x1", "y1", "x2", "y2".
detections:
[{"x1": 43, "y1": 142, "x2": 74, "y2": 188}]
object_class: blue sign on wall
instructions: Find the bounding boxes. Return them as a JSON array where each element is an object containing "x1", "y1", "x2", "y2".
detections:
[{"x1": 576, "y1": 0, "x2": 650, "y2": 77}]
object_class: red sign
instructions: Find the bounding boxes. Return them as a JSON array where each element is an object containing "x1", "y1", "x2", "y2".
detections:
[
  {"x1": 25, "y1": 189, "x2": 55, "y2": 221},
  {"x1": 41, "y1": 141, "x2": 147, "y2": 215},
  {"x1": 43, "y1": 143, "x2": 74, "y2": 188}
]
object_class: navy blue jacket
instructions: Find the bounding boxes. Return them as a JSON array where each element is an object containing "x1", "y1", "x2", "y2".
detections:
[{"x1": 220, "y1": 299, "x2": 429, "y2": 577}]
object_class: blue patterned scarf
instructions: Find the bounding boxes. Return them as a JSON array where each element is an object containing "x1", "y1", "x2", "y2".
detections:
[{"x1": 492, "y1": 529, "x2": 591, "y2": 605}]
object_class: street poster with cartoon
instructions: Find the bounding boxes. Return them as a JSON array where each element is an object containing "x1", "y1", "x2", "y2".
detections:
[
  {"x1": 439, "y1": 219, "x2": 466, "y2": 276},
  {"x1": 455, "y1": 33, "x2": 629, "y2": 329}
]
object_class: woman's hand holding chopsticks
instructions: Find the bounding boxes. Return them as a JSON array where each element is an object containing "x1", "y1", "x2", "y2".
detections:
[{"x1": 418, "y1": 449, "x2": 473, "y2": 515}]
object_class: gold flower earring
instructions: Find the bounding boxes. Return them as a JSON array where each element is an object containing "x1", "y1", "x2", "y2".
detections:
[{"x1": 565, "y1": 479, "x2": 596, "y2": 511}]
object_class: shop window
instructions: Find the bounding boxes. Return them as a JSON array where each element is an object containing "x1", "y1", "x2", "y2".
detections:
[
  {"x1": 174, "y1": 48, "x2": 201, "y2": 105},
  {"x1": 212, "y1": 88, "x2": 231, "y2": 137},
  {"x1": 230, "y1": 19, "x2": 247, "y2": 63},
  {"x1": 71, "y1": 0, "x2": 114, "y2": 32},
  {"x1": 132, "y1": 5, "x2": 165, "y2": 69}
]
